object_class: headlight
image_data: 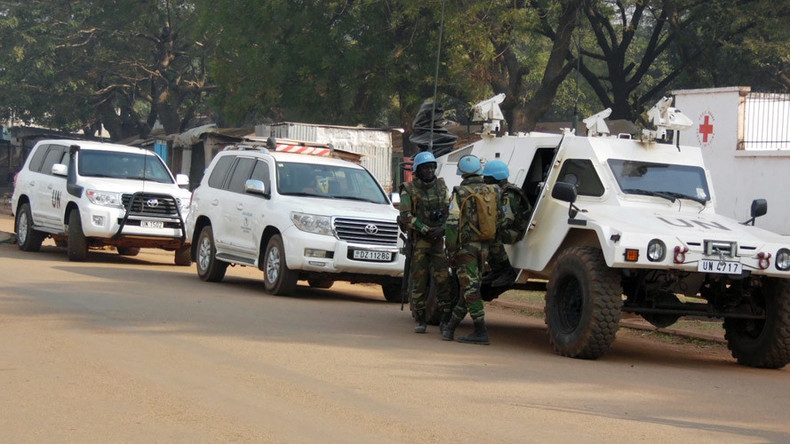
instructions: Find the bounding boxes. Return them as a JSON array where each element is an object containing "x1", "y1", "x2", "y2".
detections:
[
  {"x1": 291, "y1": 212, "x2": 333, "y2": 236},
  {"x1": 176, "y1": 197, "x2": 191, "y2": 213},
  {"x1": 86, "y1": 189, "x2": 123, "y2": 208},
  {"x1": 776, "y1": 248, "x2": 790, "y2": 271},
  {"x1": 647, "y1": 239, "x2": 666, "y2": 262}
]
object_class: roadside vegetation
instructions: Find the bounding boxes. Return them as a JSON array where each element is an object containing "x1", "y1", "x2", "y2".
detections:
[{"x1": 1, "y1": 1, "x2": 789, "y2": 150}]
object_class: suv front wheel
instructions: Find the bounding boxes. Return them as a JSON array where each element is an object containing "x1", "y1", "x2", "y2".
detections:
[
  {"x1": 263, "y1": 234, "x2": 298, "y2": 296},
  {"x1": 67, "y1": 210, "x2": 88, "y2": 262},
  {"x1": 16, "y1": 202, "x2": 46, "y2": 252},
  {"x1": 196, "y1": 225, "x2": 227, "y2": 282}
]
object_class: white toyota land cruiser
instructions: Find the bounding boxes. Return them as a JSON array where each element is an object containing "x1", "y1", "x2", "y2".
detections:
[
  {"x1": 12, "y1": 139, "x2": 192, "y2": 264},
  {"x1": 185, "y1": 143, "x2": 404, "y2": 301}
]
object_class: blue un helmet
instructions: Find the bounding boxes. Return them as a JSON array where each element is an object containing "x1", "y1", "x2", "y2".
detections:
[
  {"x1": 412, "y1": 151, "x2": 437, "y2": 170},
  {"x1": 457, "y1": 155, "x2": 482, "y2": 176},
  {"x1": 482, "y1": 160, "x2": 509, "y2": 181}
]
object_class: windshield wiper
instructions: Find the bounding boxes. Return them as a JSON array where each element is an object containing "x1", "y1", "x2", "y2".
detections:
[
  {"x1": 656, "y1": 190, "x2": 707, "y2": 206},
  {"x1": 622, "y1": 188, "x2": 707, "y2": 206},
  {"x1": 622, "y1": 188, "x2": 675, "y2": 203}
]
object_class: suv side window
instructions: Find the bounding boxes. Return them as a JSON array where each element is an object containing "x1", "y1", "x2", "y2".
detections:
[
  {"x1": 208, "y1": 155, "x2": 234, "y2": 189},
  {"x1": 250, "y1": 159, "x2": 270, "y2": 191},
  {"x1": 40, "y1": 145, "x2": 68, "y2": 176},
  {"x1": 227, "y1": 157, "x2": 256, "y2": 193},
  {"x1": 27, "y1": 144, "x2": 51, "y2": 173},
  {"x1": 557, "y1": 159, "x2": 605, "y2": 197}
]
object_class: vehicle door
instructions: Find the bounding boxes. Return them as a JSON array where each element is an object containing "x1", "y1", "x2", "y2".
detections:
[
  {"x1": 220, "y1": 156, "x2": 258, "y2": 257},
  {"x1": 33, "y1": 144, "x2": 69, "y2": 231}
]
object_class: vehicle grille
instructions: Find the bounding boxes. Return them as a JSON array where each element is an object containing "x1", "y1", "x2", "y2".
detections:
[
  {"x1": 122, "y1": 193, "x2": 179, "y2": 217},
  {"x1": 334, "y1": 218, "x2": 399, "y2": 246}
]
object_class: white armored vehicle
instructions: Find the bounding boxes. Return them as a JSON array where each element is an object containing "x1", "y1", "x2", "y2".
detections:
[{"x1": 434, "y1": 96, "x2": 790, "y2": 368}]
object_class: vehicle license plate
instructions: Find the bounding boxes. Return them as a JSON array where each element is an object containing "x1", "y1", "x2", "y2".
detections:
[
  {"x1": 141, "y1": 220, "x2": 164, "y2": 229},
  {"x1": 352, "y1": 250, "x2": 392, "y2": 262},
  {"x1": 698, "y1": 259, "x2": 742, "y2": 275}
]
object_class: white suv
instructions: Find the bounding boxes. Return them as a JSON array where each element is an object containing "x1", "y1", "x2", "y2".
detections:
[
  {"x1": 185, "y1": 144, "x2": 404, "y2": 300},
  {"x1": 12, "y1": 139, "x2": 192, "y2": 264}
]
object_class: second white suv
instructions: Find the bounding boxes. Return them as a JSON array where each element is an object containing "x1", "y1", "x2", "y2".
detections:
[
  {"x1": 12, "y1": 139, "x2": 192, "y2": 264},
  {"x1": 185, "y1": 144, "x2": 404, "y2": 301}
]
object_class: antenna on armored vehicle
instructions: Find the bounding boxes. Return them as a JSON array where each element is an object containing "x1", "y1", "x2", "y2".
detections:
[
  {"x1": 471, "y1": 93, "x2": 506, "y2": 136},
  {"x1": 642, "y1": 96, "x2": 694, "y2": 142},
  {"x1": 582, "y1": 108, "x2": 612, "y2": 137}
]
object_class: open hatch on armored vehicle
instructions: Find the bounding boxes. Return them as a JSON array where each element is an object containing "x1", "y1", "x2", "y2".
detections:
[{"x1": 434, "y1": 95, "x2": 790, "y2": 368}]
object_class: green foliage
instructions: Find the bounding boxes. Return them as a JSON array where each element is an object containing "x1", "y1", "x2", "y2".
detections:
[{"x1": 1, "y1": 0, "x2": 789, "y2": 140}]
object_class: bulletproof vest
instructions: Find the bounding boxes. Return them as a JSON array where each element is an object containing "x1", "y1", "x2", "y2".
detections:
[{"x1": 402, "y1": 178, "x2": 448, "y2": 228}]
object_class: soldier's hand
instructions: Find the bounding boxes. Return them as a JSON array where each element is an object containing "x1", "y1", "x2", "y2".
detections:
[{"x1": 427, "y1": 227, "x2": 444, "y2": 239}]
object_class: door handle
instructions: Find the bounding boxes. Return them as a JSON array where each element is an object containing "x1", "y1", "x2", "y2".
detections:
[
  {"x1": 236, "y1": 203, "x2": 244, "y2": 211},
  {"x1": 210, "y1": 199, "x2": 219, "y2": 206}
]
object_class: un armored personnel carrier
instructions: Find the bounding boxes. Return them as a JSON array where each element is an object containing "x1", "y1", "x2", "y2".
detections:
[{"x1": 433, "y1": 95, "x2": 790, "y2": 368}]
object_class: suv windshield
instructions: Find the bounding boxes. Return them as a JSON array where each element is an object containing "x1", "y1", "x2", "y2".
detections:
[
  {"x1": 608, "y1": 159, "x2": 710, "y2": 204},
  {"x1": 78, "y1": 150, "x2": 174, "y2": 183},
  {"x1": 276, "y1": 161, "x2": 389, "y2": 204}
]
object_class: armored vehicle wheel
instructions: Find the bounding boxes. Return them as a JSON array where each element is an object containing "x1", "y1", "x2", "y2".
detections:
[
  {"x1": 308, "y1": 279, "x2": 334, "y2": 289},
  {"x1": 67, "y1": 210, "x2": 88, "y2": 262},
  {"x1": 16, "y1": 202, "x2": 46, "y2": 252},
  {"x1": 263, "y1": 234, "x2": 298, "y2": 295},
  {"x1": 724, "y1": 278, "x2": 790, "y2": 369},
  {"x1": 174, "y1": 244, "x2": 192, "y2": 266},
  {"x1": 382, "y1": 279, "x2": 403, "y2": 303},
  {"x1": 196, "y1": 225, "x2": 227, "y2": 282},
  {"x1": 117, "y1": 247, "x2": 140, "y2": 256},
  {"x1": 545, "y1": 246, "x2": 622, "y2": 359}
]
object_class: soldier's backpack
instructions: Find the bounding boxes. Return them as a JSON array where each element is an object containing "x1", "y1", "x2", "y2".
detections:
[{"x1": 459, "y1": 185, "x2": 499, "y2": 241}]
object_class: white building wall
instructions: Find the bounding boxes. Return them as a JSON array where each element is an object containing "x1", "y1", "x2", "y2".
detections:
[{"x1": 674, "y1": 87, "x2": 790, "y2": 235}]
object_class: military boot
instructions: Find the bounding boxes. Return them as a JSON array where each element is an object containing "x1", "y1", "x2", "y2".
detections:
[
  {"x1": 438, "y1": 309, "x2": 452, "y2": 333},
  {"x1": 456, "y1": 318, "x2": 490, "y2": 345},
  {"x1": 490, "y1": 264, "x2": 517, "y2": 288},
  {"x1": 414, "y1": 310, "x2": 427, "y2": 334},
  {"x1": 441, "y1": 315, "x2": 461, "y2": 341}
]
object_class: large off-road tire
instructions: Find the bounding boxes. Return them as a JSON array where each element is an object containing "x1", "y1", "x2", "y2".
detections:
[
  {"x1": 67, "y1": 210, "x2": 88, "y2": 262},
  {"x1": 196, "y1": 225, "x2": 227, "y2": 282},
  {"x1": 174, "y1": 244, "x2": 192, "y2": 266},
  {"x1": 724, "y1": 278, "x2": 790, "y2": 369},
  {"x1": 382, "y1": 278, "x2": 403, "y2": 303},
  {"x1": 409, "y1": 272, "x2": 461, "y2": 323},
  {"x1": 263, "y1": 234, "x2": 298, "y2": 295},
  {"x1": 117, "y1": 247, "x2": 141, "y2": 256},
  {"x1": 545, "y1": 246, "x2": 622, "y2": 359},
  {"x1": 16, "y1": 202, "x2": 46, "y2": 252}
]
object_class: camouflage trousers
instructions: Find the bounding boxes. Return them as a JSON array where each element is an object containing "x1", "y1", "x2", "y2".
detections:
[
  {"x1": 451, "y1": 242, "x2": 488, "y2": 321},
  {"x1": 488, "y1": 237, "x2": 509, "y2": 270},
  {"x1": 409, "y1": 237, "x2": 452, "y2": 312}
]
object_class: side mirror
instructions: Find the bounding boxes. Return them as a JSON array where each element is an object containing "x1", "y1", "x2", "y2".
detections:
[
  {"x1": 751, "y1": 199, "x2": 767, "y2": 219},
  {"x1": 742, "y1": 198, "x2": 767, "y2": 226},
  {"x1": 51, "y1": 163, "x2": 68, "y2": 177},
  {"x1": 552, "y1": 181, "x2": 585, "y2": 224},
  {"x1": 391, "y1": 192, "x2": 401, "y2": 209},
  {"x1": 551, "y1": 182, "x2": 577, "y2": 203},
  {"x1": 175, "y1": 173, "x2": 189, "y2": 188},
  {"x1": 245, "y1": 179, "x2": 269, "y2": 197}
]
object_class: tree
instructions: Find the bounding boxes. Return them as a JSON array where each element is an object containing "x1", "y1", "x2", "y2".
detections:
[
  {"x1": 0, "y1": 0, "x2": 213, "y2": 140},
  {"x1": 573, "y1": 0, "x2": 790, "y2": 123}
]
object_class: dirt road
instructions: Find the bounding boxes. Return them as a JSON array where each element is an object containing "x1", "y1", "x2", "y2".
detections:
[{"x1": 0, "y1": 212, "x2": 788, "y2": 443}]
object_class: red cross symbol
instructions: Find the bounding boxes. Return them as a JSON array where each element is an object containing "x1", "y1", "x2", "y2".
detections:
[{"x1": 699, "y1": 115, "x2": 714, "y2": 143}]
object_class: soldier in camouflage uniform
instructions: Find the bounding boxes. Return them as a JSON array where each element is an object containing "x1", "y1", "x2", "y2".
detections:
[
  {"x1": 442, "y1": 155, "x2": 502, "y2": 345},
  {"x1": 399, "y1": 151, "x2": 452, "y2": 333},
  {"x1": 482, "y1": 160, "x2": 531, "y2": 287}
]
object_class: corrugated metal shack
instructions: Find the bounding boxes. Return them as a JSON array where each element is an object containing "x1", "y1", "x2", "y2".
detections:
[{"x1": 256, "y1": 122, "x2": 394, "y2": 192}]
